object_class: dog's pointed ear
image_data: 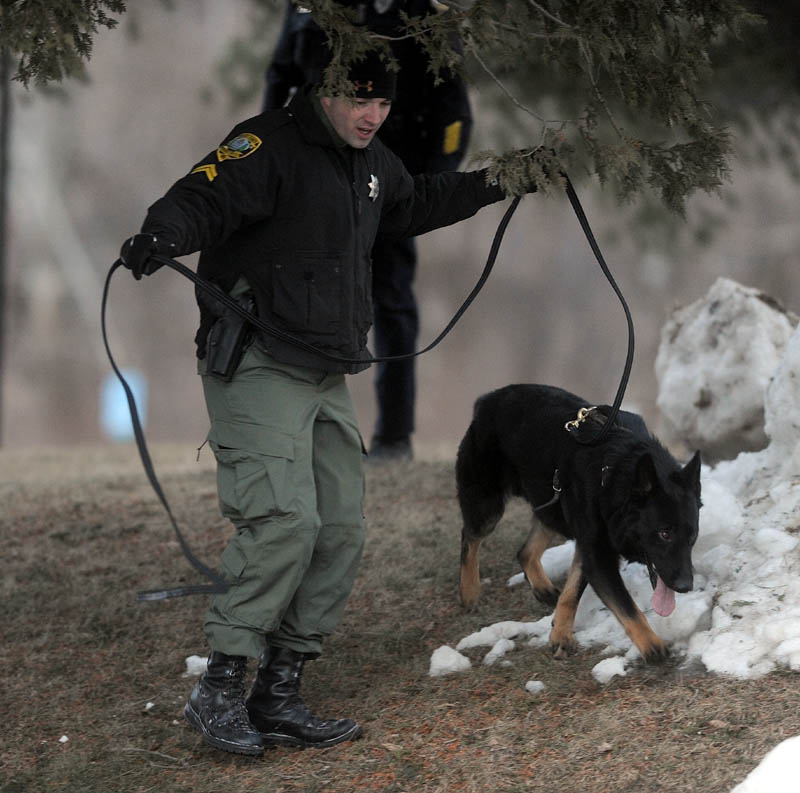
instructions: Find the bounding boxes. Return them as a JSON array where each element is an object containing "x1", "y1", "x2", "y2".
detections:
[
  {"x1": 681, "y1": 450, "x2": 702, "y2": 494},
  {"x1": 634, "y1": 453, "x2": 658, "y2": 497}
]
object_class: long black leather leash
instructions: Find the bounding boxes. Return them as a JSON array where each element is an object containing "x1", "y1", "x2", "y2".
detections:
[
  {"x1": 103, "y1": 177, "x2": 635, "y2": 600},
  {"x1": 564, "y1": 176, "x2": 635, "y2": 445},
  {"x1": 102, "y1": 195, "x2": 521, "y2": 600},
  {"x1": 145, "y1": 179, "x2": 632, "y2": 437},
  {"x1": 101, "y1": 272, "x2": 229, "y2": 600}
]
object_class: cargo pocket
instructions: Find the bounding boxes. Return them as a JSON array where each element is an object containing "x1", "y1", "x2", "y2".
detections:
[
  {"x1": 219, "y1": 539, "x2": 248, "y2": 580},
  {"x1": 208, "y1": 419, "x2": 295, "y2": 523}
]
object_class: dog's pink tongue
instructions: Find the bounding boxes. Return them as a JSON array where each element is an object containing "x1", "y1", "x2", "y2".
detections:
[{"x1": 651, "y1": 576, "x2": 676, "y2": 617}]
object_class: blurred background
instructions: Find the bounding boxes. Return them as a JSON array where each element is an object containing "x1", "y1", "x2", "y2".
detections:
[{"x1": 3, "y1": 0, "x2": 799, "y2": 456}]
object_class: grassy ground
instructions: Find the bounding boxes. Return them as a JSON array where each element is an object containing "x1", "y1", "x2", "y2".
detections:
[{"x1": 2, "y1": 444, "x2": 798, "y2": 793}]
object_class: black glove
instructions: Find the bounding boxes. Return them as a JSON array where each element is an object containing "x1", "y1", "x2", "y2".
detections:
[{"x1": 119, "y1": 233, "x2": 171, "y2": 280}]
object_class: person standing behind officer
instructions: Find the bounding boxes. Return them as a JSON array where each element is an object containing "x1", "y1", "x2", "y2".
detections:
[
  {"x1": 119, "y1": 53, "x2": 522, "y2": 757},
  {"x1": 264, "y1": 0, "x2": 473, "y2": 461}
]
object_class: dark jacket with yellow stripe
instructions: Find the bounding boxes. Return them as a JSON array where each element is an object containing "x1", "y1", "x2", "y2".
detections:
[{"x1": 141, "y1": 85, "x2": 505, "y2": 373}]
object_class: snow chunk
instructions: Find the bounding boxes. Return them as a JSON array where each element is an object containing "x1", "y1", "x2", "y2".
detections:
[
  {"x1": 456, "y1": 619, "x2": 550, "y2": 651},
  {"x1": 483, "y1": 638, "x2": 515, "y2": 665},
  {"x1": 656, "y1": 277, "x2": 796, "y2": 460},
  {"x1": 764, "y1": 324, "x2": 800, "y2": 449},
  {"x1": 429, "y1": 646, "x2": 471, "y2": 676},
  {"x1": 183, "y1": 655, "x2": 208, "y2": 677},
  {"x1": 591, "y1": 657, "x2": 628, "y2": 684},
  {"x1": 730, "y1": 735, "x2": 800, "y2": 793}
]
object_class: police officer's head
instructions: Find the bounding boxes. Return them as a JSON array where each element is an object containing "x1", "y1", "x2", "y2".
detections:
[
  {"x1": 346, "y1": 50, "x2": 397, "y2": 102},
  {"x1": 320, "y1": 51, "x2": 396, "y2": 149}
]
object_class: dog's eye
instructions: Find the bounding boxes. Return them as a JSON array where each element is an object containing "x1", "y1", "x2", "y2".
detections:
[{"x1": 658, "y1": 529, "x2": 672, "y2": 542}]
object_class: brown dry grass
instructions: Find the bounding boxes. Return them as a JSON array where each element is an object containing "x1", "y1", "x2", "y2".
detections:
[{"x1": 2, "y1": 444, "x2": 798, "y2": 793}]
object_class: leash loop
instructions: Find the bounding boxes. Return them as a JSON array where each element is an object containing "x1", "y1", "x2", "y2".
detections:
[{"x1": 101, "y1": 261, "x2": 228, "y2": 601}]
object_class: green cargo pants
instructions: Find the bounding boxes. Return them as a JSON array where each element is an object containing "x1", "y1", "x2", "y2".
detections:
[{"x1": 199, "y1": 340, "x2": 366, "y2": 659}]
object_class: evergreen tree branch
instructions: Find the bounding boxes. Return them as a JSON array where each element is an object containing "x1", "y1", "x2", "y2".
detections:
[
  {"x1": 1, "y1": 0, "x2": 127, "y2": 87},
  {"x1": 469, "y1": 47, "x2": 549, "y2": 132},
  {"x1": 525, "y1": 0, "x2": 572, "y2": 29},
  {"x1": 577, "y1": 37, "x2": 625, "y2": 140}
]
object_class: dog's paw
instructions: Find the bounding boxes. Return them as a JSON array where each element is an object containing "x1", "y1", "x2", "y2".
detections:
[
  {"x1": 533, "y1": 586, "x2": 561, "y2": 608},
  {"x1": 548, "y1": 630, "x2": 578, "y2": 659},
  {"x1": 459, "y1": 589, "x2": 480, "y2": 610},
  {"x1": 640, "y1": 638, "x2": 670, "y2": 664},
  {"x1": 550, "y1": 641, "x2": 577, "y2": 660},
  {"x1": 459, "y1": 575, "x2": 481, "y2": 610}
]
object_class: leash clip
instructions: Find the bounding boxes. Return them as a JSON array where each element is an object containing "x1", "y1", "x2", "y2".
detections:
[{"x1": 565, "y1": 405, "x2": 598, "y2": 433}]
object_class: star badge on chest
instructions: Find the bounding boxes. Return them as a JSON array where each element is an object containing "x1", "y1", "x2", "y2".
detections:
[{"x1": 368, "y1": 174, "x2": 380, "y2": 201}]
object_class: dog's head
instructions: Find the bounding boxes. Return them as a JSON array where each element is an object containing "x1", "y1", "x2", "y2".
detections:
[{"x1": 605, "y1": 447, "x2": 702, "y2": 615}]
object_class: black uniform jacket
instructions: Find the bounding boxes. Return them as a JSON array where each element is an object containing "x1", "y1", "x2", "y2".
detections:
[{"x1": 141, "y1": 86, "x2": 505, "y2": 373}]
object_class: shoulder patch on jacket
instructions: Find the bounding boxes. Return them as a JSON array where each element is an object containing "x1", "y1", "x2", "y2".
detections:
[{"x1": 217, "y1": 132, "x2": 262, "y2": 162}]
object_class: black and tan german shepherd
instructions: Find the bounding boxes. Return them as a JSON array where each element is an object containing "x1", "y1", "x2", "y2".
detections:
[{"x1": 456, "y1": 384, "x2": 701, "y2": 662}]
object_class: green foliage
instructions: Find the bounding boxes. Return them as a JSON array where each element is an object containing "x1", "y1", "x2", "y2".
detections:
[
  {"x1": 2, "y1": 0, "x2": 768, "y2": 214},
  {"x1": 475, "y1": 144, "x2": 568, "y2": 198},
  {"x1": 0, "y1": 0, "x2": 127, "y2": 86}
]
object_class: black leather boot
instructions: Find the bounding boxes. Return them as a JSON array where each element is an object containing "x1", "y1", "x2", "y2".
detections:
[
  {"x1": 246, "y1": 645, "x2": 362, "y2": 748},
  {"x1": 184, "y1": 651, "x2": 264, "y2": 756}
]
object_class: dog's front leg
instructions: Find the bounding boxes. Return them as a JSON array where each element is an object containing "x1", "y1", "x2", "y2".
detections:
[
  {"x1": 588, "y1": 558, "x2": 669, "y2": 663},
  {"x1": 549, "y1": 548, "x2": 587, "y2": 659}
]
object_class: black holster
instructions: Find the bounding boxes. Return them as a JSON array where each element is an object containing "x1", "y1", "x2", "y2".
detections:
[{"x1": 204, "y1": 292, "x2": 256, "y2": 382}]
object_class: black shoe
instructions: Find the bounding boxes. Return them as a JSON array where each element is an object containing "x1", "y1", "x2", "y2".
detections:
[
  {"x1": 246, "y1": 646, "x2": 362, "y2": 748},
  {"x1": 368, "y1": 436, "x2": 412, "y2": 462},
  {"x1": 184, "y1": 651, "x2": 264, "y2": 756}
]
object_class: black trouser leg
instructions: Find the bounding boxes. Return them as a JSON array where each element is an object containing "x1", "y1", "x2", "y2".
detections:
[{"x1": 371, "y1": 236, "x2": 418, "y2": 450}]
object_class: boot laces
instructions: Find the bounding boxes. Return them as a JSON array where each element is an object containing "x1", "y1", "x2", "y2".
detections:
[
  {"x1": 223, "y1": 697, "x2": 255, "y2": 730},
  {"x1": 218, "y1": 660, "x2": 256, "y2": 730}
]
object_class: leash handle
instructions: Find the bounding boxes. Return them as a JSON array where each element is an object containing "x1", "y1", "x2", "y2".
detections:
[{"x1": 101, "y1": 260, "x2": 228, "y2": 601}]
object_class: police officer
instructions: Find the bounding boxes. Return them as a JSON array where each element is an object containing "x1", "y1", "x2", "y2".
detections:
[
  {"x1": 264, "y1": 0, "x2": 473, "y2": 461},
  {"x1": 120, "y1": 53, "x2": 521, "y2": 756}
]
